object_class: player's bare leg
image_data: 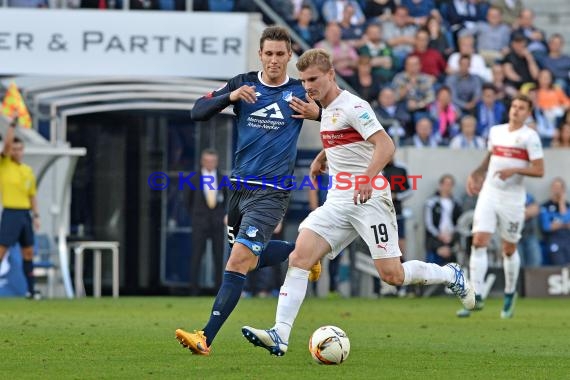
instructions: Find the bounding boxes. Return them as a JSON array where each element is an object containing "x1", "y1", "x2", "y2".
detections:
[
  {"x1": 501, "y1": 240, "x2": 520, "y2": 319},
  {"x1": 243, "y1": 229, "x2": 330, "y2": 356}
]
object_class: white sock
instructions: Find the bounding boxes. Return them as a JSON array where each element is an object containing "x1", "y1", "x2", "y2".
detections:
[
  {"x1": 274, "y1": 267, "x2": 309, "y2": 343},
  {"x1": 503, "y1": 250, "x2": 520, "y2": 294},
  {"x1": 470, "y1": 246, "x2": 488, "y2": 296},
  {"x1": 402, "y1": 260, "x2": 455, "y2": 285}
]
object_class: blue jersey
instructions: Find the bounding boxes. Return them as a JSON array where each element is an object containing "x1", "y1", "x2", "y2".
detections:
[
  {"x1": 191, "y1": 71, "x2": 308, "y2": 189},
  {"x1": 540, "y1": 199, "x2": 570, "y2": 234}
]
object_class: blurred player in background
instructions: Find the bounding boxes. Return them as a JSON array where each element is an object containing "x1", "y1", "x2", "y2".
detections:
[
  {"x1": 242, "y1": 49, "x2": 475, "y2": 357},
  {"x1": 460, "y1": 94, "x2": 544, "y2": 319},
  {"x1": 175, "y1": 26, "x2": 321, "y2": 356}
]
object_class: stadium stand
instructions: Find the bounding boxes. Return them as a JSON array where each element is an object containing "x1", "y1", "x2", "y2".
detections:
[{"x1": 0, "y1": 0, "x2": 569, "y2": 297}]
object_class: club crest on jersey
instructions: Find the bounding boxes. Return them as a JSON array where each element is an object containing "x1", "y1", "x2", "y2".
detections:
[
  {"x1": 332, "y1": 111, "x2": 340, "y2": 124},
  {"x1": 251, "y1": 102, "x2": 284, "y2": 119},
  {"x1": 282, "y1": 91, "x2": 293, "y2": 102},
  {"x1": 246, "y1": 226, "x2": 259, "y2": 237}
]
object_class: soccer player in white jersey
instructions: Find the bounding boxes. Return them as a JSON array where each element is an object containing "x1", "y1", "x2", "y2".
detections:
[
  {"x1": 459, "y1": 94, "x2": 544, "y2": 319},
  {"x1": 241, "y1": 48, "x2": 475, "y2": 357}
]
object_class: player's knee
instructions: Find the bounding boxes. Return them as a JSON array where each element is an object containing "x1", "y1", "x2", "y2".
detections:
[
  {"x1": 288, "y1": 250, "x2": 314, "y2": 270},
  {"x1": 378, "y1": 268, "x2": 404, "y2": 286},
  {"x1": 472, "y1": 234, "x2": 489, "y2": 248},
  {"x1": 503, "y1": 242, "x2": 517, "y2": 256},
  {"x1": 226, "y1": 245, "x2": 257, "y2": 273}
]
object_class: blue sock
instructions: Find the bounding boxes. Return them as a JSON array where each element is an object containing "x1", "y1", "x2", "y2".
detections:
[
  {"x1": 257, "y1": 240, "x2": 294, "y2": 269},
  {"x1": 23, "y1": 259, "x2": 35, "y2": 294},
  {"x1": 203, "y1": 271, "x2": 246, "y2": 346}
]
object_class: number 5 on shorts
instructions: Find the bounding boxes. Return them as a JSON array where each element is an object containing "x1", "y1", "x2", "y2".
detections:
[{"x1": 227, "y1": 225, "x2": 236, "y2": 244}]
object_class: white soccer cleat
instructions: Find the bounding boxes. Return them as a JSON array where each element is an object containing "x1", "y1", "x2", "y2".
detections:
[
  {"x1": 446, "y1": 263, "x2": 476, "y2": 310},
  {"x1": 242, "y1": 326, "x2": 288, "y2": 356}
]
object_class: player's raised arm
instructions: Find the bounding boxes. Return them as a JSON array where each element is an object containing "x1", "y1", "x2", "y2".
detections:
[
  {"x1": 2, "y1": 115, "x2": 18, "y2": 157},
  {"x1": 191, "y1": 77, "x2": 255, "y2": 121}
]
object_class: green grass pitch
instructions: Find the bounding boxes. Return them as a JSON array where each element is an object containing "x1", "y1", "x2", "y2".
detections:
[{"x1": 1, "y1": 296, "x2": 569, "y2": 379}]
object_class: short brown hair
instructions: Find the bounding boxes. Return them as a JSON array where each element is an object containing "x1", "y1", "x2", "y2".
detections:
[
  {"x1": 512, "y1": 94, "x2": 533, "y2": 112},
  {"x1": 260, "y1": 26, "x2": 292, "y2": 52},
  {"x1": 439, "y1": 174, "x2": 455, "y2": 185},
  {"x1": 296, "y1": 48, "x2": 333, "y2": 72}
]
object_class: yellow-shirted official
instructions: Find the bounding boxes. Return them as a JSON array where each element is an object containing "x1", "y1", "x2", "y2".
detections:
[
  {"x1": 0, "y1": 154, "x2": 37, "y2": 209},
  {"x1": 0, "y1": 115, "x2": 41, "y2": 299}
]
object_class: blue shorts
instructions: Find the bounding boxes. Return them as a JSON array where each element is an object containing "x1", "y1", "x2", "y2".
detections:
[
  {"x1": 0, "y1": 209, "x2": 34, "y2": 248},
  {"x1": 226, "y1": 183, "x2": 291, "y2": 255}
]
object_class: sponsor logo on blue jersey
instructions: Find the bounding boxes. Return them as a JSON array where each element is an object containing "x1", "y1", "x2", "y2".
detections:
[
  {"x1": 246, "y1": 226, "x2": 259, "y2": 238},
  {"x1": 250, "y1": 103, "x2": 284, "y2": 119}
]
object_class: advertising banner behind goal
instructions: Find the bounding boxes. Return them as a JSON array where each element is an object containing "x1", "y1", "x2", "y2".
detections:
[{"x1": 0, "y1": 9, "x2": 248, "y2": 78}]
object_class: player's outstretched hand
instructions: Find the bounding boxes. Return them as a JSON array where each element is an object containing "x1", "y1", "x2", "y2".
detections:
[
  {"x1": 229, "y1": 85, "x2": 257, "y2": 103},
  {"x1": 466, "y1": 172, "x2": 483, "y2": 196},
  {"x1": 290, "y1": 93, "x2": 320, "y2": 120}
]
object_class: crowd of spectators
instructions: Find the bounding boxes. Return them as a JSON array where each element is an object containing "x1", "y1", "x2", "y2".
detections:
[
  {"x1": 7, "y1": 0, "x2": 568, "y2": 269},
  {"x1": 7, "y1": 1, "x2": 569, "y2": 148},
  {"x1": 270, "y1": 0, "x2": 570, "y2": 149}
]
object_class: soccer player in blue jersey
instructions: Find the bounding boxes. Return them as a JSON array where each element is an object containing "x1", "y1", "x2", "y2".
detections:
[{"x1": 175, "y1": 26, "x2": 321, "y2": 356}]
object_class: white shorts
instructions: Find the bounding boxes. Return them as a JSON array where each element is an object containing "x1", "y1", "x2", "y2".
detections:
[
  {"x1": 299, "y1": 194, "x2": 402, "y2": 260},
  {"x1": 472, "y1": 189, "x2": 525, "y2": 243}
]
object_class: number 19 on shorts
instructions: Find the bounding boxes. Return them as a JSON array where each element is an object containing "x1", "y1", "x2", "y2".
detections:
[{"x1": 370, "y1": 223, "x2": 389, "y2": 244}]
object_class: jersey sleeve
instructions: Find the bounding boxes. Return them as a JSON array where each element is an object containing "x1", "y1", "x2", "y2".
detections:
[
  {"x1": 526, "y1": 129, "x2": 544, "y2": 161},
  {"x1": 347, "y1": 99, "x2": 384, "y2": 141},
  {"x1": 190, "y1": 74, "x2": 244, "y2": 121}
]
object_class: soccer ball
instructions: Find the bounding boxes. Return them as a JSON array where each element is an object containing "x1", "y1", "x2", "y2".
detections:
[{"x1": 309, "y1": 325, "x2": 350, "y2": 365}]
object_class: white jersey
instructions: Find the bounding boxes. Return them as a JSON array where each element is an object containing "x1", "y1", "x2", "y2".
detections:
[
  {"x1": 482, "y1": 123, "x2": 543, "y2": 196},
  {"x1": 320, "y1": 90, "x2": 385, "y2": 200}
]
